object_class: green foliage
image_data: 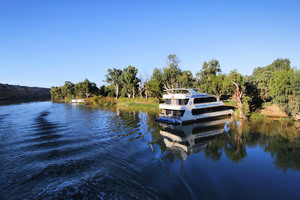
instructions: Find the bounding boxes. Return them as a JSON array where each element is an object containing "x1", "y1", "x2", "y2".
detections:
[
  {"x1": 270, "y1": 68, "x2": 299, "y2": 115},
  {"x1": 50, "y1": 86, "x2": 63, "y2": 102},
  {"x1": 241, "y1": 95, "x2": 251, "y2": 117},
  {"x1": 251, "y1": 58, "x2": 299, "y2": 116},
  {"x1": 196, "y1": 59, "x2": 225, "y2": 99},
  {"x1": 50, "y1": 55, "x2": 298, "y2": 119},
  {"x1": 50, "y1": 79, "x2": 99, "y2": 102},
  {"x1": 91, "y1": 95, "x2": 117, "y2": 106},
  {"x1": 105, "y1": 68, "x2": 123, "y2": 98},
  {"x1": 146, "y1": 68, "x2": 164, "y2": 102},
  {"x1": 120, "y1": 66, "x2": 139, "y2": 98},
  {"x1": 177, "y1": 70, "x2": 195, "y2": 88}
]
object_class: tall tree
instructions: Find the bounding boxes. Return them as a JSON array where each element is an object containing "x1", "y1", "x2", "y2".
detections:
[
  {"x1": 147, "y1": 68, "x2": 164, "y2": 103},
  {"x1": 121, "y1": 66, "x2": 139, "y2": 98},
  {"x1": 196, "y1": 59, "x2": 224, "y2": 100},
  {"x1": 138, "y1": 70, "x2": 149, "y2": 99},
  {"x1": 161, "y1": 54, "x2": 181, "y2": 90},
  {"x1": 105, "y1": 68, "x2": 123, "y2": 99},
  {"x1": 224, "y1": 70, "x2": 249, "y2": 118}
]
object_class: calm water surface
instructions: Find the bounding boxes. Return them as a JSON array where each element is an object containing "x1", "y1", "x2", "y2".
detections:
[{"x1": 0, "y1": 101, "x2": 300, "y2": 199}]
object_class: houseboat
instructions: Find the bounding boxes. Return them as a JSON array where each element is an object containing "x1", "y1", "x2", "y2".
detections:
[{"x1": 157, "y1": 88, "x2": 233, "y2": 124}]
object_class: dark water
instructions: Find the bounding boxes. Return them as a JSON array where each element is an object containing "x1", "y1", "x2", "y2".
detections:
[{"x1": 0, "y1": 101, "x2": 300, "y2": 200}]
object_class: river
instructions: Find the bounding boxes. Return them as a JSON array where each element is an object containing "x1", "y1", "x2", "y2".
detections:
[{"x1": 0, "y1": 101, "x2": 300, "y2": 199}]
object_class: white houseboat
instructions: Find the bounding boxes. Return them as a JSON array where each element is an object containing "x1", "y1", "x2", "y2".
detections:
[{"x1": 157, "y1": 88, "x2": 233, "y2": 124}]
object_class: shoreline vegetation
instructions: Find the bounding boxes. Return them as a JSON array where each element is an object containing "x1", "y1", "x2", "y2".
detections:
[{"x1": 50, "y1": 54, "x2": 300, "y2": 121}]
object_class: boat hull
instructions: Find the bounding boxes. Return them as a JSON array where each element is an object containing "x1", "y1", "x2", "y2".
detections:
[{"x1": 157, "y1": 109, "x2": 233, "y2": 125}]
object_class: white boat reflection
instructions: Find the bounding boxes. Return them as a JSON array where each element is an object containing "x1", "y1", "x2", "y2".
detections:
[{"x1": 159, "y1": 117, "x2": 233, "y2": 154}]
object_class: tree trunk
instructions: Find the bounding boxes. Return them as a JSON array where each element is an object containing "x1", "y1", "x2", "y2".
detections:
[
  {"x1": 232, "y1": 82, "x2": 246, "y2": 119},
  {"x1": 216, "y1": 94, "x2": 222, "y2": 101},
  {"x1": 132, "y1": 88, "x2": 135, "y2": 99},
  {"x1": 139, "y1": 88, "x2": 143, "y2": 99},
  {"x1": 145, "y1": 90, "x2": 148, "y2": 99},
  {"x1": 153, "y1": 91, "x2": 162, "y2": 103},
  {"x1": 115, "y1": 84, "x2": 119, "y2": 99}
]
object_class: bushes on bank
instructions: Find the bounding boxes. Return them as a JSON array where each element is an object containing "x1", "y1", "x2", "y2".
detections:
[{"x1": 91, "y1": 96, "x2": 117, "y2": 106}]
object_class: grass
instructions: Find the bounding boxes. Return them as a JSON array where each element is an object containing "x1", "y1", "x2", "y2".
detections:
[
  {"x1": 83, "y1": 96, "x2": 160, "y2": 113},
  {"x1": 116, "y1": 98, "x2": 160, "y2": 112}
]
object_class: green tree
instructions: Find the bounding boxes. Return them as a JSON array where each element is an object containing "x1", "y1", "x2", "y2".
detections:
[
  {"x1": 161, "y1": 54, "x2": 182, "y2": 89},
  {"x1": 223, "y1": 70, "x2": 250, "y2": 118},
  {"x1": 50, "y1": 86, "x2": 63, "y2": 102},
  {"x1": 147, "y1": 68, "x2": 164, "y2": 102},
  {"x1": 177, "y1": 70, "x2": 195, "y2": 88},
  {"x1": 105, "y1": 68, "x2": 123, "y2": 99},
  {"x1": 196, "y1": 59, "x2": 224, "y2": 100},
  {"x1": 252, "y1": 58, "x2": 299, "y2": 117},
  {"x1": 61, "y1": 81, "x2": 75, "y2": 100},
  {"x1": 121, "y1": 66, "x2": 139, "y2": 98},
  {"x1": 74, "y1": 79, "x2": 99, "y2": 98},
  {"x1": 252, "y1": 67, "x2": 273, "y2": 102}
]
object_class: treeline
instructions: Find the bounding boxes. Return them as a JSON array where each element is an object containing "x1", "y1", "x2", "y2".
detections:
[
  {"x1": 50, "y1": 54, "x2": 299, "y2": 119},
  {"x1": 0, "y1": 83, "x2": 51, "y2": 100}
]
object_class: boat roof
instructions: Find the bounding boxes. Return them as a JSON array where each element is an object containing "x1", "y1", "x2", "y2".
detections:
[{"x1": 165, "y1": 88, "x2": 205, "y2": 95}]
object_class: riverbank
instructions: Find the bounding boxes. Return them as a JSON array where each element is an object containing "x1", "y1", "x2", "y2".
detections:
[
  {"x1": 84, "y1": 96, "x2": 160, "y2": 113},
  {"x1": 68, "y1": 97, "x2": 298, "y2": 121},
  {"x1": 116, "y1": 98, "x2": 160, "y2": 112}
]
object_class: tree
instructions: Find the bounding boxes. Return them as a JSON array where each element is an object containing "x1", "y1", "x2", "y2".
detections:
[
  {"x1": 270, "y1": 68, "x2": 299, "y2": 116},
  {"x1": 61, "y1": 81, "x2": 75, "y2": 100},
  {"x1": 138, "y1": 70, "x2": 149, "y2": 99},
  {"x1": 223, "y1": 70, "x2": 249, "y2": 118},
  {"x1": 147, "y1": 68, "x2": 164, "y2": 103},
  {"x1": 177, "y1": 70, "x2": 195, "y2": 89},
  {"x1": 252, "y1": 67, "x2": 273, "y2": 102},
  {"x1": 74, "y1": 79, "x2": 99, "y2": 98},
  {"x1": 121, "y1": 66, "x2": 139, "y2": 98},
  {"x1": 105, "y1": 68, "x2": 123, "y2": 99},
  {"x1": 252, "y1": 58, "x2": 299, "y2": 118},
  {"x1": 161, "y1": 54, "x2": 182, "y2": 90},
  {"x1": 196, "y1": 59, "x2": 224, "y2": 100},
  {"x1": 50, "y1": 86, "x2": 63, "y2": 102}
]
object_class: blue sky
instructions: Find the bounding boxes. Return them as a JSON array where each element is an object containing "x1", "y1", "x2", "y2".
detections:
[{"x1": 0, "y1": 0, "x2": 299, "y2": 88}]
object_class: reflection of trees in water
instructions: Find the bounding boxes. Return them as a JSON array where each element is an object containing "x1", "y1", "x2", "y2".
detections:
[
  {"x1": 158, "y1": 117, "x2": 300, "y2": 171},
  {"x1": 113, "y1": 108, "x2": 300, "y2": 171},
  {"x1": 209, "y1": 119, "x2": 300, "y2": 170},
  {"x1": 205, "y1": 120, "x2": 248, "y2": 163},
  {"x1": 250, "y1": 120, "x2": 300, "y2": 171}
]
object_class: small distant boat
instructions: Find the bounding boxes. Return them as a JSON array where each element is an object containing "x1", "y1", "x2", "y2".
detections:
[
  {"x1": 157, "y1": 88, "x2": 233, "y2": 125},
  {"x1": 70, "y1": 99, "x2": 85, "y2": 103}
]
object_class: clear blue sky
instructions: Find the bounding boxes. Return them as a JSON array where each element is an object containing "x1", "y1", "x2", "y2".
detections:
[{"x1": 0, "y1": 0, "x2": 299, "y2": 88}]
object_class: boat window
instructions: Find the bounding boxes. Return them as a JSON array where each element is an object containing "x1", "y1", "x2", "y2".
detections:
[
  {"x1": 165, "y1": 99, "x2": 189, "y2": 105},
  {"x1": 178, "y1": 99, "x2": 189, "y2": 105},
  {"x1": 165, "y1": 110, "x2": 185, "y2": 117},
  {"x1": 191, "y1": 106, "x2": 230, "y2": 115},
  {"x1": 194, "y1": 97, "x2": 216, "y2": 104}
]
